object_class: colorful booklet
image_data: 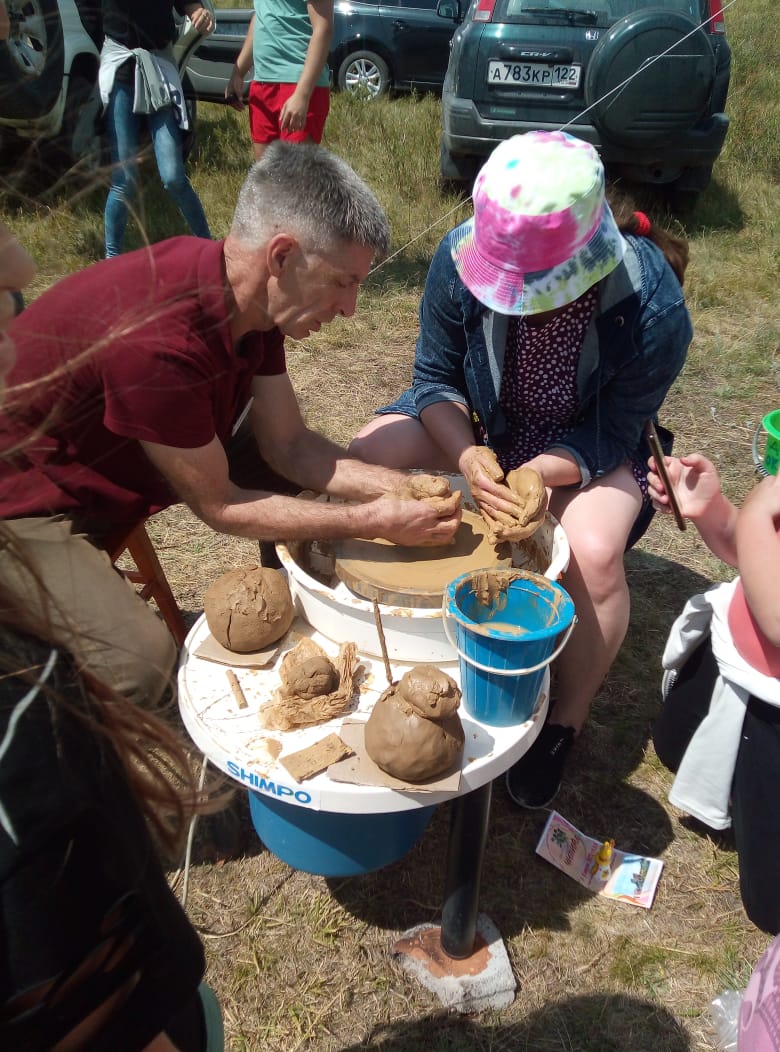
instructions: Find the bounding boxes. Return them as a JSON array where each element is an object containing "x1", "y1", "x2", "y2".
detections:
[{"x1": 535, "y1": 810, "x2": 664, "y2": 909}]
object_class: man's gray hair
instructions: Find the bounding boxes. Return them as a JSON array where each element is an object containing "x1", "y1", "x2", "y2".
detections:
[{"x1": 231, "y1": 141, "x2": 390, "y2": 260}]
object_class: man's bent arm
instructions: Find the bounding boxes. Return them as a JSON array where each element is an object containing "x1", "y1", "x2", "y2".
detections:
[
  {"x1": 248, "y1": 373, "x2": 428, "y2": 500},
  {"x1": 140, "y1": 437, "x2": 459, "y2": 546}
]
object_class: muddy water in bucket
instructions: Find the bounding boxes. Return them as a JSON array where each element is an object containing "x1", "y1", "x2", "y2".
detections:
[{"x1": 443, "y1": 569, "x2": 576, "y2": 727}]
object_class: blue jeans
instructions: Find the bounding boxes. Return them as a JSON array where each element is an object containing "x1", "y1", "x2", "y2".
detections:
[{"x1": 104, "y1": 80, "x2": 211, "y2": 257}]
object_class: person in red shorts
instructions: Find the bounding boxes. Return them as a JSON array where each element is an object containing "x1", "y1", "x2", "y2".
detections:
[{"x1": 226, "y1": 0, "x2": 334, "y2": 161}]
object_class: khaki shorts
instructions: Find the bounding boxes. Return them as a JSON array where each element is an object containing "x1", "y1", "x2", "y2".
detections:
[{"x1": 0, "y1": 517, "x2": 177, "y2": 707}]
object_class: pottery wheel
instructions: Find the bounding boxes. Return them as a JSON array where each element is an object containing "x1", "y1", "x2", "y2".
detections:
[{"x1": 333, "y1": 509, "x2": 511, "y2": 608}]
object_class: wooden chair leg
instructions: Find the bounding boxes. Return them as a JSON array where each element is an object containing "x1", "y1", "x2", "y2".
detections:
[{"x1": 124, "y1": 525, "x2": 187, "y2": 647}]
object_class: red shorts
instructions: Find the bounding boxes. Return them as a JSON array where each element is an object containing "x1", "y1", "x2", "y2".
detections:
[{"x1": 248, "y1": 82, "x2": 330, "y2": 145}]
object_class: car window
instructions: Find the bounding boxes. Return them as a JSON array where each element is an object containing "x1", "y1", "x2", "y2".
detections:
[
  {"x1": 501, "y1": 0, "x2": 700, "y2": 21},
  {"x1": 395, "y1": 0, "x2": 444, "y2": 8}
]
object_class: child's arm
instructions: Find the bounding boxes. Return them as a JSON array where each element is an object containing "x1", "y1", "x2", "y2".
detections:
[
  {"x1": 735, "y1": 473, "x2": 780, "y2": 645},
  {"x1": 279, "y1": 0, "x2": 334, "y2": 133},
  {"x1": 648, "y1": 453, "x2": 739, "y2": 565},
  {"x1": 226, "y1": 13, "x2": 255, "y2": 110}
]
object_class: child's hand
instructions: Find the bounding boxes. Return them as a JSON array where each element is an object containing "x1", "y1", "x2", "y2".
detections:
[{"x1": 647, "y1": 452, "x2": 721, "y2": 521}]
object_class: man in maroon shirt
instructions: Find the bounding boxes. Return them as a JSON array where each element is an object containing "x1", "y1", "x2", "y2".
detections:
[{"x1": 0, "y1": 142, "x2": 461, "y2": 704}]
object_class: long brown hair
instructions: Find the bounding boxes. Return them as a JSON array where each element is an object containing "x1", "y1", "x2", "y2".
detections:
[
  {"x1": 0, "y1": 529, "x2": 225, "y2": 857},
  {"x1": 607, "y1": 187, "x2": 690, "y2": 286}
]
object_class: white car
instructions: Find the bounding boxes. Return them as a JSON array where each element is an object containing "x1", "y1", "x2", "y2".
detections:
[{"x1": 0, "y1": 0, "x2": 209, "y2": 181}]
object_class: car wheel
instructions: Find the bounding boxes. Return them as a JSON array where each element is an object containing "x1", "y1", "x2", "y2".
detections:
[
  {"x1": 59, "y1": 73, "x2": 104, "y2": 171},
  {"x1": 439, "y1": 139, "x2": 479, "y2": 191},
  {"x1": 666, "y1": 164, "x2": 714, "y2": 214},
  {"x1": 337, "y1": 50, "x2": 390, "y2": 99},
  {"x1": 0, "y1": 0, "x2": 64, "y2": 121},
  {"x1": 585, "y1": 10, "x2": 715, "y2": 148}
]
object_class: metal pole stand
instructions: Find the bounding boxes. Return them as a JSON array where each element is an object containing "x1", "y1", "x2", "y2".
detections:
[{"x1": 392, "y1": 781, "x2": 516, "y2": 1013}]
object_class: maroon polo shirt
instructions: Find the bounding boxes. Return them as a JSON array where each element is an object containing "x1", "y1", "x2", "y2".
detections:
[{"x1": 0, "y1": 237, "x2": 285, "y2": 532}]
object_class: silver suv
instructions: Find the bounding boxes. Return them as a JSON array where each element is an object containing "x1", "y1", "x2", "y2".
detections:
[
  {"x1": 0, "y1": 0, "x2": 208, "y2": 182},
  {"x1": 440, "y1": 0, "x2": 731, "y2": 205}
]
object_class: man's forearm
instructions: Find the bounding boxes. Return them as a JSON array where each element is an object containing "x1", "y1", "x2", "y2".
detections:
[
  {"x1": 264, "y1": 429, "x2": 407, "y2": 501},
  {"x1": 195, "y1": 486, "x2": 383, "y2": 541}
]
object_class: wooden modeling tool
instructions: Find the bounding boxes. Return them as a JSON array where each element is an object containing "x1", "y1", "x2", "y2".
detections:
[{"x1": 646, "y1": 421, "x2": 686, "y2": 532}]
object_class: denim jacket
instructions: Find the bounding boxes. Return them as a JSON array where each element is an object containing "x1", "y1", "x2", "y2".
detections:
[{"x1": 380, "y1": 225, "x2": 692, "y2": 487}]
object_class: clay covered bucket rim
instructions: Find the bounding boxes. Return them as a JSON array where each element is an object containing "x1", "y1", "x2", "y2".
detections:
[{"x1": 443, "y1": 567, "x2": 575, "y2": 641}]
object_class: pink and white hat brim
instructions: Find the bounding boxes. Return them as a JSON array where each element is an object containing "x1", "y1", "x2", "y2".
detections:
[{"x1": 452, "y1": 202, "x2": 625, "y2": 316}]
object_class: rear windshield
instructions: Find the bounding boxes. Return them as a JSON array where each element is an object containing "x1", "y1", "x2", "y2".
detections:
[{"x1": 501, "y1": 0, "x2": 703, "y2": 24}]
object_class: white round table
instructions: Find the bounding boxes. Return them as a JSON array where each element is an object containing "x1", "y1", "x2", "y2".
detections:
[
  {"x1": 178, "y1": 613, "x2": 548, "y2": 815},
  {"x1": 178, "y1": 612, "x2": 549, "y2": 958}
]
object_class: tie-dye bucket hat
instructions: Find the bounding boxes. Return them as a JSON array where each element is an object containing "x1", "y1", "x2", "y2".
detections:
[{"x1": 451, "y1": 130, "x2": 624, "y2": 316}]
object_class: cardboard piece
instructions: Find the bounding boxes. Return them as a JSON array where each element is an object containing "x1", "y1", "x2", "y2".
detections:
[
  {"x1": 280, "y1": 733, "x2": 354, "y2": 782},
  {"x1": 327, "y1": 719, "x2": 462, "y2": 792},
  {"x1": 193, "y1": 629, "x2": 282, "y2": 669}
]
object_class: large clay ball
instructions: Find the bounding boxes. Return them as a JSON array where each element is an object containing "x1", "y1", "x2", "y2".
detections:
[
  {"x1": 365, "y1": 672, "x2": 464, "y2": 783},
  {"x1": 204, "y1": 565, "x2": 294, "y2": 653}
]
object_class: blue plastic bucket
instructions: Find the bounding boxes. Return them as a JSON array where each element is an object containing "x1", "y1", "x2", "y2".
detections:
[
  {"x1": 442, "y1": 569, "x2": 576, "y2": 727},
  {"x1": 248, "y1": 792, "x2": 436, "y2": 876}
]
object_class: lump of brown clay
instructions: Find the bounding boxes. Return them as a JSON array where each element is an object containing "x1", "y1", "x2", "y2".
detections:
[
  {"x1": 278, "y1": 637, "x2": 338, "y2": 700},
  {"x1": 365, "y1": 665, "x2": 465, "y2": 782},
  {"x1": 482, "y1": 464, "x2": 548, "y2": 543},
  {"x1": 204, "y1": 565, "x2": 294, "y2": 653},
  {"x1": 505, "y1": 465, "x2": 548, "y2": 535},
  {"x1": 263, "y1": 639, "x2": 361, "y2": 731}
]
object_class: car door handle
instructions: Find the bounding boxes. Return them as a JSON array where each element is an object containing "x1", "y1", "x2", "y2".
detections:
[{"x1": 392, "y1": 19, "x2": 408, "y2": 29}]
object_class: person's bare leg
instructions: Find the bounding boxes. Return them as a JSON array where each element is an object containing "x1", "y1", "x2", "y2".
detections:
[
  {"x1": 549, "y1": 464, "x2": 641, "y2": 730},
  {"x1": 349, "y1": 413, "x2": 453, "y2": 470},
  {"x1": 506, "y1": 464, "x2": 641, "y2": 807},
  {"x1": 252, "y1": 141, "x2": 268, "y2": 161}
]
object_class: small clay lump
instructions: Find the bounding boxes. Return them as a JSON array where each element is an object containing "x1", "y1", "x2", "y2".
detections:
[{"x1": 204, "y1": 565, "x2": 294, "y2": 653}]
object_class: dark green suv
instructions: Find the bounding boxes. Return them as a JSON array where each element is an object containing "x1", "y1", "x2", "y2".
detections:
[{"x1": 440, "y1": 0, "x2": 731, "y2": 203}]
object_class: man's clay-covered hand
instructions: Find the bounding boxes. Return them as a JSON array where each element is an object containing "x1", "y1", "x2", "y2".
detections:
[
  {"x1": 374, "y1": 487, "x2": 462, "y2": 547},
  {"x1": 394, "y1": 473, "x2": 455, "y2": 514}
]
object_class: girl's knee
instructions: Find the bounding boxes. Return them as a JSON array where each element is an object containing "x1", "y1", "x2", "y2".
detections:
[{"x1": 568, "y1": 530, "x2": 626, "y2": 583}]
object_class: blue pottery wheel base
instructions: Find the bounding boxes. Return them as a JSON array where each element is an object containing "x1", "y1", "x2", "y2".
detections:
[{"x1": 249, "y1": 791, "x2": 437, "y2": 876}]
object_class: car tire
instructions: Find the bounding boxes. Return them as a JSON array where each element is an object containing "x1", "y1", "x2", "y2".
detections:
[
  {"x1": 666, "y1": 164, "x2": 714, "y2": 214},
  {"x1": 337, "y1": 50, "x2": 390, "y2": 99},
  {"x1": 439, "y1": 139, "x2": 479, "y2": 191},
  {"x1": 585, "y1": 10, "x2": 716, "y2": 148},
  {"x1": 59, "y1": 73, "x2": 105, "y2": 171},
  {"x1": 0, "y1": 0, "x2": 65, "y2": 121}
]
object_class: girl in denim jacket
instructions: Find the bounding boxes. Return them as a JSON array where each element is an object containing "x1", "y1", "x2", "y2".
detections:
[{"x1": 351, "y1": 131, "x2": 692, "y2": 808}]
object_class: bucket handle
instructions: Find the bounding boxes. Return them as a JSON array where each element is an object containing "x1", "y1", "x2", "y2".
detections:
[
  {"x1": 752, "y1": 421, "x2": 771, "y2": 478},
  {"x1": 441, "y1": 600, "x2": 577, "y2": 677}
]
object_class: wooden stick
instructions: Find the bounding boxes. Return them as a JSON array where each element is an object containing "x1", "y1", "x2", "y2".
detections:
[
  {"x1": 372, "y1": 598, "x2": 395, "y2": 687},
  {"x1": 226, "y1": 668, "x2": 248, "y2": 709},
  {"x1": 645, "y1": 420, "x2": 686, "y2": 532}
]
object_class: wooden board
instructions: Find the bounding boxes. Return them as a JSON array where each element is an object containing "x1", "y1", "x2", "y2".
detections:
[{"x1": 333, "y1": 509, "x2": 510, "y2": 608}]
